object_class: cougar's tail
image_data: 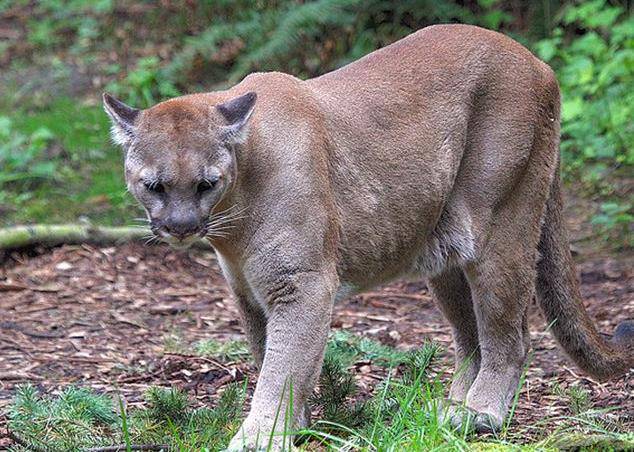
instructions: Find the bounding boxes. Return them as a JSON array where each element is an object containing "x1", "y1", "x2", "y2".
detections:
[{"x1": 536, "y1": 169, "x2": 634, "y2": 380}]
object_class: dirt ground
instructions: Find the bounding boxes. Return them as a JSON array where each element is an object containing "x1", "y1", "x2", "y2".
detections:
[{"x1": 0, "y1": 240, "x2": 632, "y2": 447}]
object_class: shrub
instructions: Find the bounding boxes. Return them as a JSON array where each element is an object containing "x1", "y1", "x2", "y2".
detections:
[{"x1": 534, "y1": 0, "x2": 633, "y2": 245}]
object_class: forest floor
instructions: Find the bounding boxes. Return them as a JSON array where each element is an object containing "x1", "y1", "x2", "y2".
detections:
[{"x1": 0, "y1": 236, "x2": 632, "y2": 448}]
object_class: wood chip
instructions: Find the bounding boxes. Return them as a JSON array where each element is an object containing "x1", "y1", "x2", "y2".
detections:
[{"x1": 0, "y1": 282, "x2": 28, "y2": 292}]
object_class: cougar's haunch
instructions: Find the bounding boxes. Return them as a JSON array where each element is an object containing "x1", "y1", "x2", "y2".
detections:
[{"x1": 104, "y1": 24, "x2": 632, "y2": 448}]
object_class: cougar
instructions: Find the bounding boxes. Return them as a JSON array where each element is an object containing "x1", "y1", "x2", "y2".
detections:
[{"x1": 103, "y1": 24, "x2": 633, "y2": 450}]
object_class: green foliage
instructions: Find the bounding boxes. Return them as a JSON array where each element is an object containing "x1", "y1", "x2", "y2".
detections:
[
  {"x1": 539, "y1": 432, "x2": 634, "y2": 450},
  {"x1": 163, "y1": 0, "x2": 513, "y2": 89},
  {"x1": 312, "y1": 331, "x2": 442, "y2": 440},
  {"x1": 551, "y1": 381, "x2": 593, "y2": 415},
  {"x1": 195, "y1": 338, "x2": 251, "y2": 362},
  {"x1": 8, "y1": 385, "x2": 119, "y2": 450},
  {"x1": 533, "y1": 0, "x2": 633, "y2": 245},
  {"x1": 400, "y1": 342, "x2": 441, "y2": 384},
  {"x1": 8, "y1": 384, "x2": 244, "y2": 451},
  {"x1": 0, "y1": 117, "x2": 57, "y2": 186},
  {"x1": 118, "y1": 395, "x2": 132, "y2": 452},
  {"x1": 0, "y1": 98, "x2": 138, "y2": 226},
  {"x1": 326, "y1": 330, "x2": 415, "y2": 368},
  {"x1": 127, "y1": 384, "x2": 244, "y2": 450},
  {"x1": 309, "y1": 337, "x2": 466, "y2": 450},
  {"x1": 162, "y1": 329, "x2": 188, "y2": 354},
  {"x1": 590, "y1": 201, "x2": 633, "y2": 247},
  {"x1": 145, "y1": 387, "x2": 189, "y2": 424},
  {"x1": 24, "y1": 1, "x2": 114, "y2": 52},
  {"x1": 310, "y1": 354, "x2": 370, "y2": 432},
  {"x1": 106, "y1": 56, "x2": 180, "y2": 108},
  {"x1": 535, "y1": 1, "x2": 633, "y2": 174},
  {"x1": 540, "y1": 381, "x2": 633, "y2": 450}
]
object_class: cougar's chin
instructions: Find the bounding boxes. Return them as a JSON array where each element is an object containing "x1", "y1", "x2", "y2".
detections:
[{"x1": 164, "y1": 235, "x2": 199, "y2": 250}]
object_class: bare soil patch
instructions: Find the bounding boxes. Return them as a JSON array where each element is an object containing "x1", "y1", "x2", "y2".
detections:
[{"x1": 0, "y1": 243, "x2": 632, "y2": 447}]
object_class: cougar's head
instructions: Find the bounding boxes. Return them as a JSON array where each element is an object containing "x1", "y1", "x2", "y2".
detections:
[{"x1": 103, "y1": 91, "x2": 256, "y2": 247}]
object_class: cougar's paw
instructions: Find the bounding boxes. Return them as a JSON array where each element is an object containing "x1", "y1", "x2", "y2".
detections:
[
  {"x1": 437, "y1": 400, "x2": 503, "y2": 434},
  {"x1": 225, "y1": 424, "x2": 268, "y2": 451},
  {"x1": 225, "y1": 433, "x2": 286, "y2": 451},
  {"x1": 437, "y1": 399, "x2": 465, "y2": 427},
  {"x1": 438, "y1": 400, "x2": 475, "y2": 432},
  {"x1": 225, "y1": 416, "x2": 297, "y2": 451},
  {"x1": 471, "y1": 411, "x2": 504, "y2": 433}
]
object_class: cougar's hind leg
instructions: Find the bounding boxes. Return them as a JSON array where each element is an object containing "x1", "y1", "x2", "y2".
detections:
[
  {"x1": 461, "y1": 234, "x2": 536, "y2": 433},
  {"x1": 445, "y1": 68, "x2": 558, "y2": 433},
  {"x1": 428, "y1": 267, "x2": 480, "y2": 402}
]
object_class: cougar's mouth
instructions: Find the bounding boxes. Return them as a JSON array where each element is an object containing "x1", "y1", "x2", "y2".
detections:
[
  {"x1": 163, "y1": 234, "x2": 200, "y2": 250},
  {"x1": 145, "y1": 222, "x2": 201, "y2": 249}
]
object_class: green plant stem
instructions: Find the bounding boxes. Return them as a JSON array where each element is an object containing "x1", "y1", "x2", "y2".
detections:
[{"x1": 84, "y1": 444, "x2": 171, "y2": 451}]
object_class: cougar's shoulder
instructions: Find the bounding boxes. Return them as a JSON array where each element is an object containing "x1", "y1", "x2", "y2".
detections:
[{"x1": 238, "y1": 72, "x2": 323, "y2": 118}]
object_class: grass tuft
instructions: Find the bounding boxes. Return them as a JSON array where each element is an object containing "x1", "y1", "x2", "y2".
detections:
[
  {"x1": 7, "y1": 384, "x2": 244, "y2": 451},
  {"x1": 194, "y1": 338, "x2": 251, "y2": 362}
]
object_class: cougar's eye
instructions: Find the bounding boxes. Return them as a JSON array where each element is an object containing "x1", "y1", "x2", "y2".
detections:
[
  {"x1": 197, "y1": 178, "x2": 217, "y2": 194},
  {"x1": 144, "y1": 181, "x2": 165, "y2": 193}
]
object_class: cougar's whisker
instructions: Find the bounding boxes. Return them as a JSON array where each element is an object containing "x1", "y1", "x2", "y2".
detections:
[
  {"x1": 207, "y1": 233, "x2": 230, "y2": 240},
  {"x1": 206, "y1": 225, "x2": 236, "y2": 232},
  {"x1": 207, "y1": 210, "x2": 247, "y2": 225},
  {"x1": 205, "y1": 217, "x2": 243, "y2": 230},
  {"x1": 209, "y1": 205, "x2": 248, "y2": 220},
  {"x1": 203, "y1": 205, "x2": 248, "y2": 240},
  {"x1": 206, "y1": 219, "x2": 242, "y2": 229}
]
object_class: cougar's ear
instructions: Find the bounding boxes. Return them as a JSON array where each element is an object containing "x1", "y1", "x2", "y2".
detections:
[
  {"x1": 102, "y1": 93, "x2": 140, "y2": 147},
  {"x1": 216, "y1": 91, "x2": 257, "y2": 145}
]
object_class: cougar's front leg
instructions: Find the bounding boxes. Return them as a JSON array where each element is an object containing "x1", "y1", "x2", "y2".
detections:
[
  {"x1": 221, "y1": 263, "x2": 267, "y2": 368},
  {"x1": 227, "y1": 265, "x2": 336, "y2": 451}
]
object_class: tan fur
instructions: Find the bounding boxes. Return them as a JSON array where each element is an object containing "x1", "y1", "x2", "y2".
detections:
[{"x1": 104, "y1": 24, "x2": 633, "y2": 449}]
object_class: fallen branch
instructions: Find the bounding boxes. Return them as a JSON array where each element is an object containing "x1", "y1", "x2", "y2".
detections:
[
  {"x1": 0, "y1": 224, "x2": 212, "y2": 251},
  {"x1": 0, "y1": 224, "x2": 146, "y2": 249}
]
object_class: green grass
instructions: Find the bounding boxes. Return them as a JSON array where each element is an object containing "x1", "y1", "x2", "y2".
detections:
[
  {"x1": 7, "y1": 384, "x2": 244, "y2": 451},
  {"x1": 6, "y1": 333, "x2": 633, "y2": 451},
  {"x1": 0, "y1": 97, "x2": 140, "y2": 227},
  {"x1": 195, "y1": 338, "x2": 251, "y2": 362}
]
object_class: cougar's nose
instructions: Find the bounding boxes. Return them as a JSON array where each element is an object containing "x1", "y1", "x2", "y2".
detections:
[{"x1": 164, "y1": 214, "x2": 200, "y2": 239}]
